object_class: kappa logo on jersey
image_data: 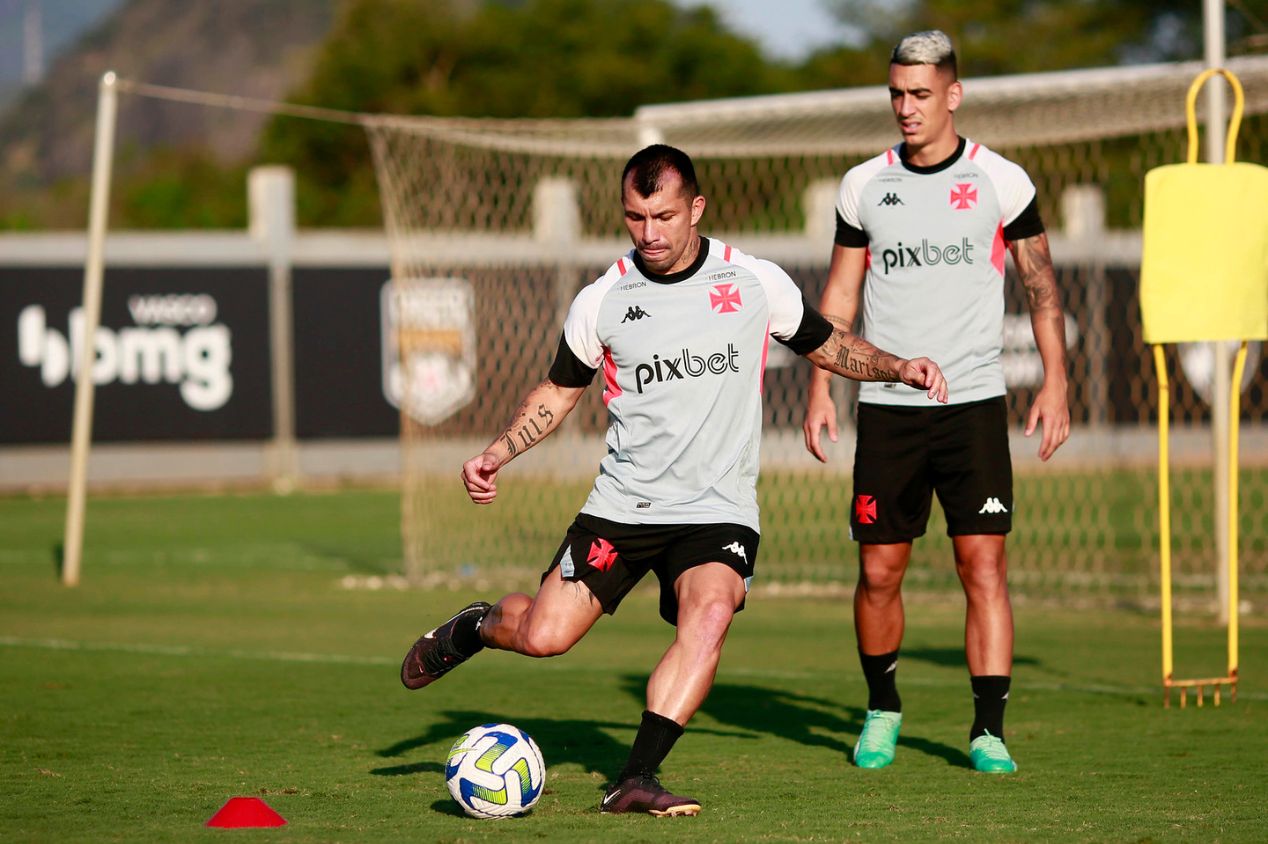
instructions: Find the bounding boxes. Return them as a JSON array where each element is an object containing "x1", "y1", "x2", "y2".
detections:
[
  {"x1": 633, "y1": 344, "x2": 740, "y2": 392},
  {"x1": 950, "y1": 182, "x2": 978, "y2": 210},
  {"x1": 878, "y1": 192, "x2": 905, "y2": 206},
  {"x1": 879, "y1": 238, "x2": 975, "y2": 274},
  {"x1": 722, "y1": 541, "x2": 747, "y2": 562},
  {"x1": 621, "y1": 305, "x2": 651, "y2": 322},
  {"x1": 978, "y1": 497, "x2": 1008, "y2": 514},
  {"x1": 587, "y1": 538, "x2": 618, "y2": 572},
  {"x1": 709, "y1": 283, "x2": 743, "y2": 314},
  {"x1": 854, "y1": 494, "x2": 878, "y2": 525}
]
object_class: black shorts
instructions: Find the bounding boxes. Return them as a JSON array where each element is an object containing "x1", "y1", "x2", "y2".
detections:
[
  {"x1": 544, "y1": 513, "x2": 759, "y2": 625},
  {"x1": 851, "y1": 397, "x2": 1013, "y2": 543}
]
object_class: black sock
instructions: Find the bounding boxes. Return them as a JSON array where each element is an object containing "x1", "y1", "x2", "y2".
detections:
[
  {"x1": 449, "y1": 607, "x2": 488, "y2": 658},
  {"x1": 970, "y1": 675, "x2": 1011, "y2": 742},
  {"x1": 617, "y1": 710, "x2": 684, "y2": 781},
  {"x1": 859, "y1": 649, "x2": 902, "y2": 712}
]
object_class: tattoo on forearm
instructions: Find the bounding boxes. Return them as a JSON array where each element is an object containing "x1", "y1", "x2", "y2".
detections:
[
  {"x1": 499, "y1": 394, "x2": 556, "y2": 456},
  {"x1": 831, "y1": 330, "x2": 898, "y2": 380},
  {"x1": 1020, "y1": 240, "x2": 1060, "y2": 313}
]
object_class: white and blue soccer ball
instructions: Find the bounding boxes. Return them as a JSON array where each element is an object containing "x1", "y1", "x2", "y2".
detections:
[{"x1": 445, "y1": 723, "x2": 545, "y2": 819}]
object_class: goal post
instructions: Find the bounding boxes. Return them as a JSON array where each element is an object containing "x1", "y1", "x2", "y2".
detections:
[{"x1": 63, "y1": 70, "x2": 119, "y2": 587}]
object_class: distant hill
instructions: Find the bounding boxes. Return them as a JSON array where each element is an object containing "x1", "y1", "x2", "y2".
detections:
[
  {"x1": 0, "y1": 0, "x2": 336, "y2": 187},
  {"x1": 0, "y1": 0, "x2": 128, "y2": 112}
]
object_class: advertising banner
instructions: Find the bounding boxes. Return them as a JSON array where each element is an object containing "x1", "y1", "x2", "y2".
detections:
[{"x1": 1, "y1": 266, "x2": 272, "y2": 443}]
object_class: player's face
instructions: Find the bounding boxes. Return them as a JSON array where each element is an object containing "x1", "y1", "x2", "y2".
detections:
[
  {"x1": 622, "y1": 171, "x2": 706, "y2": 275},
  {"x1": 888, "y1": 63, "x2": 962, "y2": 154}
]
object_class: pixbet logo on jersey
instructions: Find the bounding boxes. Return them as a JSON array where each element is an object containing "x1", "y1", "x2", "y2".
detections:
[
  {"x1": 879, "y1": 238, "x2": 975, "y2": 274},
  {"x1": 633, "y1": 344, "x2": 740, "y2": 393}
]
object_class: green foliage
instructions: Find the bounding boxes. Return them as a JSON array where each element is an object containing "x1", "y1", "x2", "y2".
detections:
[
  {"x1": 259, "y1": 0, "x2": 796, "y2": 226},
  {"x1": 9, "y1": 0, "x2": 1256, "y2": 229},
  {"x1": 114, "y1": 148, "x2": 251, "y2": 229}
]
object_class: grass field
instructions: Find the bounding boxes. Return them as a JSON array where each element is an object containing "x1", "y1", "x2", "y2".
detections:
[{"x1": 2, "y1": 490, "x2": 1266, "y2": 842}]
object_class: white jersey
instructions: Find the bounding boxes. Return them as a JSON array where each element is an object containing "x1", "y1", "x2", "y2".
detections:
[
  {"x1": 549, "y1": 237, "x2": 831, "y2": 532},
  {"x1": 835, "y1": 137, "x2": 1045, "y2": 406}
]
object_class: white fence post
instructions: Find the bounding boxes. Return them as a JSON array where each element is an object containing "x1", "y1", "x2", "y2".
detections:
[
  {"x1": 534, "y1": 178, "x2": 581, "y2": 326},
  {"x1": 1062, "y1": 185, "x2": 1109, "y2": 428},
  {"x1": 249, "y1": 166, "x2": 299, "y2": 491}
]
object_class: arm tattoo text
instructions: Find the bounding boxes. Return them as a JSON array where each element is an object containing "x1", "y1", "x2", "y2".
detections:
[
  {"x1": 832, "y1": 330, "x2": 898, "y2": 380},
  {"x1": 500, "y1": 401, "x2": 555, "y2": 456}
]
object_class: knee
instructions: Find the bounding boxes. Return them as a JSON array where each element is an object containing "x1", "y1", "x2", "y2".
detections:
[
  {"x1": 515, "y1": 623, "x2": 575, "y2": 658},
  {"x1": 956, "y1": 554, "x2": 1008, "y2": 598},
  {"x1": 678, "y1": 596, "x2": 737, "y2": 649},
  {"x1": 858, "y1": 556, "x2": 904, "y2": 594}
]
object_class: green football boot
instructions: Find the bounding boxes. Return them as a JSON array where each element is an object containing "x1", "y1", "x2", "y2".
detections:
[
  {"x1": 853, "y1": 709, "x2": 902, "y2": 769},
  {"x1": 969, "y1": 731, "x2": 1018, "y2": 773}
]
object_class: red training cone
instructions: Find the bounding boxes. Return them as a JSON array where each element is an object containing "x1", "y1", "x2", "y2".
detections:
[{"x1": 206, "y1": 796, "x2": 288, "y2": 828}]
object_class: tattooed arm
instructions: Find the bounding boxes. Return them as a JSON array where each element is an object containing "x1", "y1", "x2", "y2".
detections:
[
  {"x1": 803, "y1": 244, "x2": 867, "y2": 462},
  {"x1": 1011, "y1": 232, "x2": 1070, "y2": 460},
  {"x1": 805, "y1": 328, "x2": 948, "y2": 404},
  {"x1": 461, "y1": 379, "x2": 586, "y2": 505}
]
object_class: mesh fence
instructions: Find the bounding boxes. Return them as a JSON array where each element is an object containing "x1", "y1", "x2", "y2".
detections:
[{"x1": 366, "y1": 57, "x2": 1268, "y2": 608}]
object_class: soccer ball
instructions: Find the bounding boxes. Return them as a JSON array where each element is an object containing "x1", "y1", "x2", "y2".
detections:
[{"x1": 445, "y1": 723, "x2": 545, "y2": 819}]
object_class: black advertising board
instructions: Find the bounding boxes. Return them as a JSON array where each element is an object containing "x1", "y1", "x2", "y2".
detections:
[
  {"x1": 291, "y1": 267, "x2": 399, "y2": 438},
  {"x1": 1, "y1": 266, "x2": 272, "y2": 443}
]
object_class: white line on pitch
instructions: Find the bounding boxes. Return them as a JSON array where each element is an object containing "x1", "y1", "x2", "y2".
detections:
[{"x1": 0, "y1": 635, "x2": 397, "y2": 667}]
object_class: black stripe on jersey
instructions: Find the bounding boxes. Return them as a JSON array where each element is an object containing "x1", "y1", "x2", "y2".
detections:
[
  {"x1": 547, "y1": 332, "x2": 597, "y2": 388},
  {"x1": 834, "y1": 212, "x2": 869, "y2": 248},
  {"x1": 899, "y1": 136, "x2": 967, "y2": 175},
  {"x1": 632, "y1": 236, "x2": 711, "y2": 284},
  {"x1": 777, "y1": 296, "x2": 834, "y2": 355},
  {"x1": 1003, "y1": 196, "x2": 1045, "y2": 240}
]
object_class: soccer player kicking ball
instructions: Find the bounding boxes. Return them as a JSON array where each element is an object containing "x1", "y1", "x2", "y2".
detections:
[
  {"x1": 803, "y1": 30, "x2": 1070, "y2": 774},
  {"x1": 402, "y1": 144, "x2": 948, "y2": 816}
]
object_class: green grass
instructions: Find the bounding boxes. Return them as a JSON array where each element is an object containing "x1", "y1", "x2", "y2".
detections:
[{"x1": 2, "y1": 490, "x2": 1266, "y2": 842}]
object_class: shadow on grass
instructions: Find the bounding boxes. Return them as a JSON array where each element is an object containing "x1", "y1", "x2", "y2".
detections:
[
  {"x1": 375, "y1": 708, "x2": 752, "y2": 786},
  {"x1": 622, "y1": 676, "x2": 970, "y2": 769},
  {"x1": 900, "y1": 646, "x2": 1041, "y2": 669},
  {"x1": 430, "y1": 799, "x2": 469, "y2": 817}
]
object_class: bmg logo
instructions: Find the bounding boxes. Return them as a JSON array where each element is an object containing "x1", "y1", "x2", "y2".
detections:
[
  {"x1": 17, "y1": 295, "x2": 233, "y2": 411},
  {"x1": 633, "y1": 344, "x2": 740, "y2": 393}
]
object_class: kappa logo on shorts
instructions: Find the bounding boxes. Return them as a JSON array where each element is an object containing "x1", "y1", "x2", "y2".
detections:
[
  {"x1": 722, "y1": 541, "x2": 747, "y2": 562},
  {"x1": 854, "y1": 494, "x2": 878, "y2": 525},
  {"x1": 587, "y1": 538, "x2": 618, "y2": 572},
  {"x1": 978, "y1": 497, "x2": 1008, "y2": 514}
]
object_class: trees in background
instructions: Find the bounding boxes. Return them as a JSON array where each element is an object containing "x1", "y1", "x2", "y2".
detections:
[
  {"x1": 4, "y1": 0, "x2": 1261, "y2": 228},
  {"x1": 258, "y1": 0, "x2": 798, "y2": 226}
]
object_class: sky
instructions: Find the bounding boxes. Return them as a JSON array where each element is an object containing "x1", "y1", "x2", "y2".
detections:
[{"x1": 673, "y1": 0, "x2": 857, "y2": 60}]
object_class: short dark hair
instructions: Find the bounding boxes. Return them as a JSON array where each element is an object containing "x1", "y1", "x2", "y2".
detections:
[{"x1": 621, "y1": 144, "x2": 700, "y2": 199}]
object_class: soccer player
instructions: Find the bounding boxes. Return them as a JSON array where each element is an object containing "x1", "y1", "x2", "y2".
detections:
[
  {"x1": 801, "y1": 30, "x2": 1070, "y2": 774},
  {"x1": 402, "y1": 144, "x2": 948, "y2": 816}
]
